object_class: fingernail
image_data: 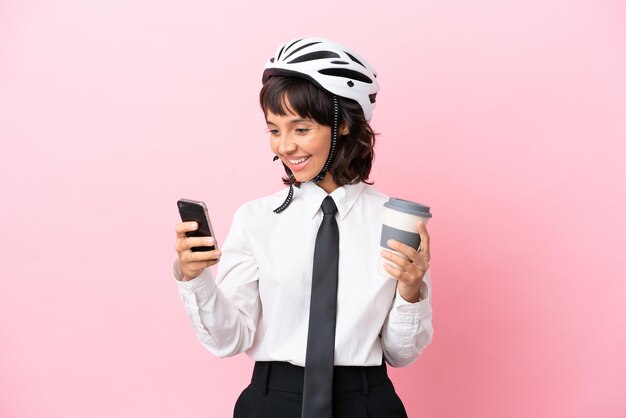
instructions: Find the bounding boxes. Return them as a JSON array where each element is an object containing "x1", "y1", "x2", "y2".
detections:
[
  {"x1": 207, "y1": 238, "x2": 215, "y2": 244},
  {"x1": 387, "y1": 239, "x2": 395, "y2": 246}
]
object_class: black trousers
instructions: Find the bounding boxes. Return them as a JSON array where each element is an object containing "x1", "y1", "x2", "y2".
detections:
[{"x1": 233, "y1": 361, "x2": 409, "y2": 418}]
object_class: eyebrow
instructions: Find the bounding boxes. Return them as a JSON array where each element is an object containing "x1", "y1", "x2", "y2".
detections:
[{"x1": 266, "y1": 118, "x2": 311, "y2": 125}]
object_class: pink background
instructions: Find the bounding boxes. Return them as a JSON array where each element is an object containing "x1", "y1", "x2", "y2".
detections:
[{"x1": 1, "y1": 0, "x2": 625, "y2": 417}]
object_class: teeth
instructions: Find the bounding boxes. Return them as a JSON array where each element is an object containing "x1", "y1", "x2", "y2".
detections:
[{"x1": 289, "y1": 156, "x2": 310, "y2": 164}]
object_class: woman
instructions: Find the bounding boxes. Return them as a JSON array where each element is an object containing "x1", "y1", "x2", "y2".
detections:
[{"x1": 173, "y1": 37, "x2": 433, "y2": 418}]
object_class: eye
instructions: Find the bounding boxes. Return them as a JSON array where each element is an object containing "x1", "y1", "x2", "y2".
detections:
[
  {"x1": 295, "y1": 128, "x2": 310, "y2": 134},
  {"x1": 267, "y1": 129, "x2": 279, "y2": 136}
]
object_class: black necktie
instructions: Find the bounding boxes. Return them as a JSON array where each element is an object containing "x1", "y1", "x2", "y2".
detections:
[{"x1": 302, "y1": 196, "x2": 339, "y2": 418}]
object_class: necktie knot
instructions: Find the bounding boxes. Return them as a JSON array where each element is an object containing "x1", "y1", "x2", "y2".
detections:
[{"x1": 321, "y1": 196, "x2": 337, "y2": 216}]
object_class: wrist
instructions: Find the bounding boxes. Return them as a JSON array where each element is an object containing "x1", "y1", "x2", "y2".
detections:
[{"x1": 398, "y1": 282, "x2": 422, "y2": 303}]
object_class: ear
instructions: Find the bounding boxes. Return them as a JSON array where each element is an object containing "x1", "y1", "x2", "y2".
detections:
[{"x1": 339, "y1": 124, "x2": 350, "y2": 136}]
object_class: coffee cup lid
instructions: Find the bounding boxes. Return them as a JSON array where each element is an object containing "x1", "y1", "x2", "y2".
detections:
[{"x1": 384, "y1": 198, "x2": 432, "y2": 218}]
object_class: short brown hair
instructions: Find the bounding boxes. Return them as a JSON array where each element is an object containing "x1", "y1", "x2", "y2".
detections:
[{"x1": 260, "y1": 76, "x2": 376, "y2": 187}]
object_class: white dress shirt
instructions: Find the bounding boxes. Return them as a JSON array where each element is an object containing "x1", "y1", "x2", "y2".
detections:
[{"x1": 174, "y1": 181, "x2": 433, "y2": 367}]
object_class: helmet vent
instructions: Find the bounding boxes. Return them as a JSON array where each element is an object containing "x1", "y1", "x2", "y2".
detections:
[
  {"x1": 318, "y1": 68, "x2": 373, "y2": 84},
  {"x1": 276, "y1": 45, "x2": 286, "y2": 61},
  {"x1": 369, "y1": 93, "x2": 377, "y2": 104},
  {"x1": 284, "y1": 41, "x2": 322, "y2": 61},
  {"x1": 284, "y1": 38, "x2": 304, "y2": 54},
  {"x1": 288, "y1": 50, "x2": 340, "y2": 64},
  {"x1": 345, "y1": 52, "x2": 366, "y2": 68},
  {"x1": 331, "y1": 60, "x2": 349, "y2": 65}
]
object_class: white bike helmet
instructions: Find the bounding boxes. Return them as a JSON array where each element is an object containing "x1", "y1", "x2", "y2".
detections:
[{"x1": 262, "y1": 37, "x2": 380, "y2": 122}]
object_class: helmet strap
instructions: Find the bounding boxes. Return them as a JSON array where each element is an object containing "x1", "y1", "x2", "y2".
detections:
[
  {"x1": 312, "y1": 96, "x2": 339, "y2": 184},
  {"x1": 273, "y1": 163, "x2": 295, "y2": 213}
]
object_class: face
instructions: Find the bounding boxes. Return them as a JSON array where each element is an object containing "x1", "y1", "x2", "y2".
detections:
[{"x1": 266, "y1": 106, "x2": 338, "y2": 192}]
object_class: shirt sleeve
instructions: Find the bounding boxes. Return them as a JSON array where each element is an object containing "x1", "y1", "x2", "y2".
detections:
[
  {"x1": 174, "y1": 206, "x2": 260, "y2": 358},
  {"x1": 380, "y1": 269, "x2": 433, "y2": 367}
]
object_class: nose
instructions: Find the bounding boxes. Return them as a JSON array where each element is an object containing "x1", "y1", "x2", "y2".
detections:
[{"x1": 277, "y1": 133, "x2": 297, "y2": 155}]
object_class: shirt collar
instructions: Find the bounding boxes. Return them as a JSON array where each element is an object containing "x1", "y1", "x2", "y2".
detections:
[{"x1": 299, "y1": 181, "x2": 365, "y2": 220}]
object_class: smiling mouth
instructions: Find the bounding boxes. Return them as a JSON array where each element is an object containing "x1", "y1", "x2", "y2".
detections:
[{"x1": 289, "y1": 156, "x2": 310, "y2": 165}]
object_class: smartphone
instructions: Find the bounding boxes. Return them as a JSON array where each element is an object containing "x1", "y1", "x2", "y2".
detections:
[{"x1": 177, "y1": 198, "x2": 217, "y2": 252}]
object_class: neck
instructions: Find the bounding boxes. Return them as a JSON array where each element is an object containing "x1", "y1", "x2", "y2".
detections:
[{"x1": 316, "y1": 173, "x2": 339, "y2": 194}]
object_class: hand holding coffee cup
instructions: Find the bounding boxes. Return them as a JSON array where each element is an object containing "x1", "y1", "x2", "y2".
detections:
[{"x1": 380, "y1": 198, "x2": 432, "y2": 303}]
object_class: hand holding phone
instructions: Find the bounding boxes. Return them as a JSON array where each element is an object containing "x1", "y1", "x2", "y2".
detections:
[{"x1": 175, "y1": 199, "x2": 221, "y2": 281}]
